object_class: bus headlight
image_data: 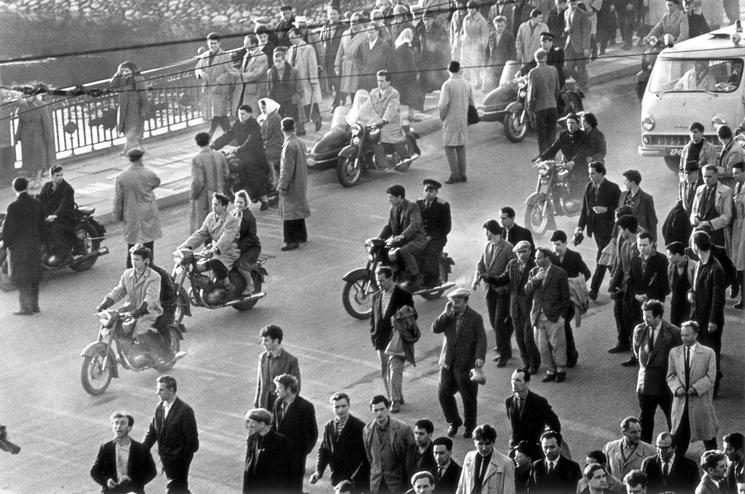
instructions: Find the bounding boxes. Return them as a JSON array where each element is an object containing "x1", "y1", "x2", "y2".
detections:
[{"x1": 642, "y1": 116, "x2": 655, "y2": 131}]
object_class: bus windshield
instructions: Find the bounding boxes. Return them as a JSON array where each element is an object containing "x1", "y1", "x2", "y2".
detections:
[{"x1": 648, "y1": 58, "x2": 743, "y2": 93}]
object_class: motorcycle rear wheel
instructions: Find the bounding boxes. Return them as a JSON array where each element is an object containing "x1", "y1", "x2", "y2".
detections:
[
  {"x1": 504, "y1": 112, "x2": 528, "y2": 142},
  {"x1": 175, "y1": 290, "x2": 189, "y2": 323},
  {"x1": 69, "y1": 223, "x2": 102, "y2": 272},
  {"x1": 419, "y1": 261, "x2": 450, "y2": 300},
  {"x1": 232, "y1": 270, "x2": 263, "y2": 311},
  {"x1": 81, "y1": 349, "x2": 113, "y2": 395},
  {"x1": 338, "y1": 156, "x2": 362, "y2": 188},
  {"x1": 154, "y1": 326, "x2": 183, "y2": 371},
  {"x1": 525, "y1": 198, "x2": 551, "y2": 237},
  {"x1": 342, "y1": 272, "x2": 377, "y2": 319}
]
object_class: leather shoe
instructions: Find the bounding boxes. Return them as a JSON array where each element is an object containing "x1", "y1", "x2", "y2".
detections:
[
  {"x1": 462, "y1": 430, "x2": 473, "y2": 439},
  {"x1": 32, "y1": 307, "x2": 40, "y2": 313},
  {"x1": 444, "y1": 177, "x2": 462, "y2": 184},
  {"x1": 13, "y1": 310, "x2": 34, "y2": 316},
  {"x1": 621, "y1": 356, "x2": 638, "y2": 367},
  {"x1": 447, "y1": 423, "x2": 461, "y2": 437},
  {"x1": 555, "y1": 373, "x2": 566, "y2": 383},
  {"x1": 541, "y1": 374, "x2": 556, "y2": 383},
  {"x1": 281, "y1": 243, "x2": 299, "y2": 251},
  {"x1": 495, "y1": 357, "x2": 508, "y2": 367},
  {"x1": 390, "y1": 401, "x2": 400, "y2": 413},
  {"x1": 607, "y1": 345, "x2": 630, "y2": 354}
]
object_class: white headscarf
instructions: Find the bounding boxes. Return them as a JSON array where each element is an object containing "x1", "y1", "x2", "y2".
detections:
[
  {"x1": 395, "y1": 28, "x2": 414, "y2": 49},
  {"x1": 257, "y1": 98, "x2": 280, "y2": 124}
]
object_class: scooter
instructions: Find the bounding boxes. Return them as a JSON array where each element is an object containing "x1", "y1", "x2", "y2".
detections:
[
  {"x1": 172, "y1": 248, "x2": 267, "y2": 322},
  {"x1": 0, "y1": 207, "x2": 109, "y2": 292},
  {"x1": 341, "y1": 237, "x2": 455, "y2": 319},
  {"x1": 524, "y1": 160, "x2": 583, "y2": 236},
  {"x1": 80, "y1": 309, "x2": 187, "y2": 395}
]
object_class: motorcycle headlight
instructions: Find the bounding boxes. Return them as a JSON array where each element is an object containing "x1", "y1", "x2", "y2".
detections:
[
  {"x1": 351, "y1": 124, "x2": 362, "y2": 136},
  {"x1": 352, "y1": 136, "x2": 360, "y2": 145},
  {"x1": 518, "y1": 89, "x2": 527, "y2": 98},
  {"x1": 538, "y1": 163, "x2": 550, "y2": 176},
  {"x1": 642, "y1": 116, "x2": 655, "y2": 131},
  {"x1": 365, "y1": 238, "x2": 374, "y2": 253},
  {"x1": 97, "y1": 312, "x2": 111, "y2": 326}
]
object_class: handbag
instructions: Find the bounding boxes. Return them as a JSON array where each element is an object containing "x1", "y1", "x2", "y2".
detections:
[
  {"x1": 467, "y1": 104, "x2": 480, "y2": 125},
  {"x1": 384, "y1": 329, "x2": 406, "y2": 358},
  {"x1": 598, "y1": 236, "x2": 617, "y2": 267}
]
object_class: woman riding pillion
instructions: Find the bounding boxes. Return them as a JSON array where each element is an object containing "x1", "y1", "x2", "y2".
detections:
[{"x1": 232, "y1": 190, "x2": 262, "y2": 296}]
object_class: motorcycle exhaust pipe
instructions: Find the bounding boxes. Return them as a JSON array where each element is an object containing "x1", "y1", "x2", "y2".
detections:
[
  {"x1": 225, "y1": 291, "x2": 267, "y2": 306},
  {"x1": 70, "y1": 247, "x2": 110, "y2": 266}
]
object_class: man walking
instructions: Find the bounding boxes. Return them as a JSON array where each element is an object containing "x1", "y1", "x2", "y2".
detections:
[
  {"x1": 609, "y1": 215, "x2": 642, "y2": 355},
  {"x1": 618, "y1": 169, "x2": 658, "y2": 241},
  {"x1": 2, "y1": 177, "x2": 44, "y2": 315},
  {"x1": 114, "y1": 149, "x2": 162, "y2": 268},
  {"x1": 287, "y1": 28, "x2": 323, "y2": 134},
  {"x1": 267, "y1": 47, "x2": 303, "y2": 124},
  {"x1": 190, "y1": 132, "x2": 228, "y2": 232},
  {"x1": 243, "y1": 408, "x2": 291, "y2": 493},
  {"x1": 456, "y1": 424, "x2": 515, "y2": 494},
  {"x1": 563, "y1": 0, "x2": 591, "y2": 91},
  {"x1": 320, "y1": 5, "x2": 344, "y2": 110},
  {"x1": 603, "y1": 417, "x2": 657, "y2": 480},
  {"x1": 438, "y1": 61, "x2": 473, "y2": 184},
  {"x1": 432, "y1": 288, "x2": 487, "y2": 439},
  {"x1": 527, "y1": 49, "x2": 560, "y2": 154},
  {"x1": 228, "y1": 34, "x2": 268, "y2": 115},
  {"x1": 195, "y1": 32, "x2": 232, "y2": 137},
  {"x1": 142, "y1": 375, "x2": 199, "y2": 494},
  {"x1": 278, "y1": 117, "x2": 310, "y2": 251},
  {"x1": 254, "y1": 324, "x2": 300, "y2": 411},
  {"x1": 666, "y1": 241, "x2": 695, "y2": 326},
  {"x1": 690, "y1": 164, "x2": 733, "y2": 249}
]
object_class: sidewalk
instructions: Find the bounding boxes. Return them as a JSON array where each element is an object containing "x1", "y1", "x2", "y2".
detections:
[{"x1": 0, "y1": 44, "x2": 642, "y2": 224}]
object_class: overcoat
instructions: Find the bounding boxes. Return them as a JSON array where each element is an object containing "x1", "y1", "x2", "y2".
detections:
[
  {"x1": 392, "y1": 43, "x2": 422, "y2": 109},
  {"x1": 195, "y1": 48, "x2": 232, "y2": 119},
  {"x1": 690, "y1": 182, "x2": 733, "y2": 248},
  {"x1": 105, "y1": 266, "x2": 163, "y2": 335},
  {"x1": 335, "y1": 28, "x2": 367, "y2": 94},
  {"x1": 15, "y1": 98, "x2": 55, "y2": 173},
  {"x1": 179, "y1": 209, "x2": 239, "y2": 270},
  {"x1": 456, "y1": 450, "x2": 516, "y2": 494},
  {"x1": 1, "y1": 192, "x2": 44, "y2": 284},
  {"x1": 667, "y1": 344, "x2": 719, "y2": 441},
  {"x1": 38, "y1": 179, "x2": 76, "y2": 223},
  {"x1": 253, "y1": 348, "x2": 301, "y2": 410},
  {"x1": 370, "y1": 86, "x2": 405, "y2": 144},
  {"x1": 288, "y1": 41, "x2": 323, "y2": 108},
  {"x1": 278, "y1": 135, "x2": 311, "y2": 221},
  {"x1": 358, "y1": 37, "x2": 394, "y2": 90},
  {"x1": 109, "y1": 74, "x2": 149, "y2": 135},
  {"x1": 731, "y1": 182, "x2": 745, "y2": 269},
  {"x1": 113, "y1": 161, "x2": 162, "y2": 244},
  {"x1": 258, "y1": 99, "x2": 283, "y2": 164},
  {"x1": 438, "y1": 72, "x2": 473, "y2": 147},
  {"x1": 189, "y1": 147, "x2": 228, "y2": 231},
  {"x1": 231, "y1": 48, "x2": 268, "y2": 114}
]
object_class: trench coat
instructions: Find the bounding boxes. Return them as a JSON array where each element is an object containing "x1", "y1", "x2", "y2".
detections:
[
  {"x1": 288, "y1": 41, "x2": 322, "y2": 108},
  {"x1": 278, "y1": 134, "x2": 311, "y2": 221},
  {"x1": 335, "y1": 28, "x2": 366, "y2": 94},
  {"x1": 732, "y1": 182, "x2": 745, "y2": 269},
  {"x1": 438, "y1": 72, "x2": 473, "y2": 147},
  {"x1": 195, "y1": 48, "x2": 233, "y2": 119},
  {"x1": 15, "y1": 98, "x2": 56, "y2": 173},
  {"x1": 109, "y1": 74, "x2": 149, "y2": 135},
  {"x1": 189, "y1": 147, "x2": 228, "y2": 231},
  {"x1": 113, "y1": 160, "x2": 162, "y2": 244},
  {"x1": 230, "y1": 48, "x2": 268, "y2": 115},
  {"x1": 261, "y1": 110, "x2": 283, "y2": 165},
  {"x1": 370, "y1": 86, "x2": 405, "y2": 144},
  {"x1": 667, "y1": 344, "x2": 719, "y2": 442},
  {"x1": 1, "y1": 192, "x2": 44, "y2": 284},
  {"x1": 179, "y1": 209, "x2": 240, "y2": 270},
  {"x1": 105, "y1": 266, "x2": 163, "y2": 336}
]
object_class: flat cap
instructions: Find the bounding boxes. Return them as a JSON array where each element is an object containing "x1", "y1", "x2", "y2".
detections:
[
  {"x1": 513, "y1": 240, "x2": 532, "y2": 252},
  {"x1": 280, "y1": 4, "x2": 293, "y2": 10},
  {"x1": 273, "y1": 45, "x2": 287, "y2": 54},
  {"x1": 540, "y1": 31, "x2": 555, "y2": 39},
  {"x1": 423, "y1": 178, "x2": 442, "y2": 189},
  {"x1": 127, "y1": 148, "x2": 145, "y2": 161},
  {"x1": 447, "y1": 287, "x2": 471, "y2": 299},
  {"x1": 684, "y1": 161, "x2": 700, "y2": 173}
]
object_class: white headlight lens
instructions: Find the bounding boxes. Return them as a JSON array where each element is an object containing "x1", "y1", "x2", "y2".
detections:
[{"x1": 642, "y1": 116, "x2": 655, "y2": 131}]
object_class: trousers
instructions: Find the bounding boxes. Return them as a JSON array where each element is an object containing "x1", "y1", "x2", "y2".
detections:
[
  {"x1": 638, "y1": 391, "x2": 673, "y2": 444},
  {"x1": 444, "y1": 146, "x2": 467, "y2": 181},
  {"x1": 534, "y1": 314, "x2": 566, "y2": 374},
  {"x1": 534, "y1": 108, "x2": 558, "y2": 155},
  {"x1": 163, "y1": 456, "x2": 193, "y2": 494},
  {"x1": 438, "y1": 367, "x2": 478, "y2": 431},
  {"x1": 514, "y1": 308, "x2": 541, "y2": 369},
  {"x1": 672, "y1": 404, "x2": 717, "y2": 456},
  {"x1": 590, "y1": 232, "x2": 612, "y2": 294},
  {"x1": 613, "y1": 289, "x2": 641, "y2": 347},
  {"x1": 18, "y1": 281, "x2": 40, "y2": 312},
  {"x1": 486, "y1": 289, "x2": 512, "y2": 359},
  {"x1": 283, "y1": 219, "x2": 308, "y2": 244},
  {"x1": 378, "y1": 350, "x2": 405, "y2": 403},
  {"x1": 421, "y1": 237, "x2": 446, "y2": 286}
]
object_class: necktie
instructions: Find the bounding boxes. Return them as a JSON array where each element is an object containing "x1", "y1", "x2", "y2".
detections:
[
  {"x1": 548, "y1": 461, "x2": 554, "y2": 476},
  {"x1": 662, "y1": 461, "x2": 669, "y2": 480},
  {"x1": 290, "y1": 47, "x2": 297, "y2": 67},
  {"x1": 649, "y1": 327, "x2": 655, "y2": 349},
  {"x1": 438, "y1": 466, "x2": 444, "y2": 480},
  {"x1": 684, "y1": 346, "x2": 691, "y2": 391}
]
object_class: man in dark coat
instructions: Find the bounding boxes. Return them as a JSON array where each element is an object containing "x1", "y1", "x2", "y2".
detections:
[
  {"x1": 37, "y1": 164, "x2": 76, "y2": 262},
  {"x1": 211, "y1": 105, "x2": 271, "y2": 208},
  {"x1": 432, "y1": 287, "x2": 487, "y2": 439},
  {"x1": 506, "y1": 368, "x2": 562, "y2": 462},
  {"x1": 371, "y1": 265, "x2": 415, "y2": 412},
  {"x1": 576, "y1": 161, "x2": 622, "y2": 299},
  {"x1": 431, "y1": 436, "x2": 462, "y2": 494},
  {"x1": 267, "y1": 47, "x2": 303, "y2": 124},
  {"x1": 640, "y1": 431, "x2": 699, "y2": 493},
  {"x1": 90, "y1": 411, "x2": 157, "y2": 494},
  {"x1": 2, "y1": 177, "x2": 44, "y2": 315},
  {"x1": 665, "y1": 241, "x2": 694, "y2": 327},
  {"x1": 519, "y1": 32, "x2": 566, "y2": 88},
  {"x1": 689, "y1": 230, "x2": 727, "y2": 396},
  {"x1": 627, "y1": 232, "x2": 670, "y2": 305},
  {"x1": 414, "y1": 15, "x2": 449, "y2": 94},
  {"x1": 609, "y1": 215, "x2": 642, "y2": 354},
  {"x1": 723, "y1": 432, "x2": 745, "y2": 493},
  {"x1": 254, "y1": 324, "x2": 301, "y2": 412},
  {"x1": 485, "y1": 16, "x2": 516, "y2": 89},
  {"x1": 412, "y1": 419, "x2": 438, "y2": 474},
  {"x1": 631, "y1": 300, "x2": 681, "y2": 443},
  {"x1": 618, "y1": 169, "x2": 658, "y2": 241},
  {"x1": 530, "y1": 430, "x2": 582, "y2": 493},
  {"x1": 142, "y1": 375, "x2": 199, "y2": 494},
  {"x1": 275, "y1": 5, "x2": 296, "y2": 47},
  {"x1": 243, "y1": 408, "x2": 291, "y2": 493},
  {"x1": 272, "y1": 374, "x2": 318, "y2": 493},
  {"x1": 499, "y1": 206, "x2": 535, "y2": 252},
  {"x1": 310, "y1": 392, "x2": 369, "y2": 492},
  {"x1": 357, "y1": 22, "x2": 394, "y2": 91},
  {"x1": 417, "y1": 179, "x2": 452, "y2": 289},
  {"x1": 540, "y1": 113, "x2": 591, "y2": 200},
  {"x1": 320, "y1": 6, "x2": 344, "y2": 109}
]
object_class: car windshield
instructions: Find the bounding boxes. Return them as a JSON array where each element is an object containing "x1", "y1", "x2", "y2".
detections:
[{"x1": 648, "y1": 58, "x2": 743, "y2": 93}]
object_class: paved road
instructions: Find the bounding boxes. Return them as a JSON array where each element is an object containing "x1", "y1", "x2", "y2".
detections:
[{"x1": 1, "y1": 76, "x2": 742, "y2": 493}]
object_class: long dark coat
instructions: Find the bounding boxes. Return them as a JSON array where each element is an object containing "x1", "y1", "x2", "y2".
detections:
[
  {"x1": 15, "y1": 98, "x2": 55, "y2": 173},
  {"x1": 278, "y1": 135, "x2": 310, "y2": 221},
  {"x1": 212, "y1": 117, "x2": 271, "y2": 200},
  {"x1": 38, "y1": 179, "x2": 76, "y2": 223},
  {"x1": 392, "y1": 43, "x2": 423, "y2": 110},
  {"x1": 414, "y1": 21, "x2": 449, "y2": 93},
  {"x1": 109, "y1": 74, "x2": 149, "y2": 134},
  {"x1": 2, "y1": 192, "x2": 44, "y2": 284}
]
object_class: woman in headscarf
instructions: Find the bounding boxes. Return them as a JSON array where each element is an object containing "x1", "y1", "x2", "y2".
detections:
[
  {"x1": 258, "y1": 98, "x2": 283, "y2": 189},
  {"x1": 109, "y1": 61, "x2": 149, "y2": 156},
  {"x1": 232, "y1": 190, "x2": 261, "y2": 295},
  {"x1": 392, "y1": 28, "x2": 423, "y2": 120}
]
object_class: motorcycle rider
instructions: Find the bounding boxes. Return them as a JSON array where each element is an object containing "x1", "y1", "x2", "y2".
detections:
[
  {"x1": 96, "y1": 245, "x2": 166, "y2": 365},
  {"x1": 416, "y1": 179, "x2": 452, "y2": 289},
  {"x1": 370, "y1": 70, "x2": 410, "y2": 168},
  {"x1": 379, "y1": 184, "x2": 428, "y2": 291},
  {"x1": 37, "y1": 164, "x2": 77, "y2": 265},
  {"x1": 177, "y1": 192, "x2": 240, "y2": 300},
  {"x1": 539, "y1": 112, "x2": 591, "y2": 203}
]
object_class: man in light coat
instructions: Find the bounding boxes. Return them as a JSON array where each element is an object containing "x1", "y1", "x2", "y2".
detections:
[
  {"x1": 288, "y1": 28, "x2": 323, "y2": 135},
  {"x1": 190, "y1": 132, "x2": 228, "y2": 232},
  {"x1": 690, "y1": 164, "x2": 733, "y2": 249},
  {"x1": 456, "y1": 424, "x2": 515, "y2": 494},
  {"x1": 647, "y1": 0, "x2": 689, "y2": 42},
  {"x1": 370, "y1": 70, "x2": 410, "y2": 168},
  {"x1": 563, "y1": 0, "x2": 591, "y2": 90},
  {"x1": 278, "y1": 117, "x2": 310, "y2": 251},
  {"x1": 516, "y1": 9, "x2": 550, "y2": 63},
  {"x1": 228, "y1": 34, "x2": 268, "y2": 116},
  {"x1": 667, "y1": 320, "x2": 719, "y2": 456},
  {"x1": 195, "y1": 32, "x2": 233, "y2": 137},
  {"x1": 438, "y1": 61, "x2": 473, "y2": 184},
  {"x1": 114, "y1": 149, "x2": 162, "y2": 268},
  {"x1": 602, "y1": 417, "x2": 657, "y2": 480}
]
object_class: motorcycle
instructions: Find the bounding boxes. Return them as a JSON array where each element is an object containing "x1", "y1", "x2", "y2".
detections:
[
  {"x1": 0, "y1": 207, "x2": 109, "y2": 292},
  {"x1": 524, "y1": 160, "x2": 583, "y2": 236},
  {"x1": 342, "y1": 237, "x2": 455, "y2": 319},
  {"x1": 80, "y1": 309, "x2": 187, "y2": 395},
  {"x1": 219, "y1": 148, "x2": 278, "y2": 205},
  {"x1": 478, "y1": 61, "x2": 585, "y2": 142},
  {"x1": 172, "y1": 248, "x2": 267, "y2": 321},
  {"x1": 635, "y1": 36, "x2": 668, "y2": 101},
  {"x1": 306, "y1": 106, "x2": 353, "y2": 172}
]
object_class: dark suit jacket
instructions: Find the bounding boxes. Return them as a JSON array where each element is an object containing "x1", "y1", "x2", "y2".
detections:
[
  {"x1": 371, "y1": 286, "x2": 414, "y2": 351},
  {"x1": 433, "y1": 459, "x2": 462, "y2": 494},
  {"x1": 432, "y1": 305, "x2": 487, "y2": 371},
  {"x1": 38, "y1": 179, "x2": 76, "y2": 223},
  {"x1": 90, "y1": 439, "x2": 156, "y2": 494},
  {"x1": 142, "y1": 397, "x2": 199, "y2": 466},
  {"x1": 530, "y1": 455, "x2": 582, "y2": 494},
  {"x1": 505, "y1": 391, "x2": 561, "y2": 460},
  {"x1": 629, "y1": 251, "x2": 670, "y2": 302},
  {"x1": 380, "y1": 199, "x2": 428, "y2": 245},
  {"x1": 358, "y1": 37, "x2": 394, "y2": 90},
  {"x1": 504, "y1": 224, "x2": 534, "y2": 251},
  {"x1": 640, "y1": 453, "x2": 700, "y2": 494},
  {"x1": 1, "y1": 192, "x2": 44, "y2": 284},
  {"x1": 724, "y1": 460, "x2": 744, "y2": 493},
  {"x1": 243, "y1": 430, "x2": 292, "y2": 493},
  {"x1": 618, "y1": 189, "x2": 658, "y2": 241},
  {"x1": 578, "y1": 178, "x2": 621, "y2": 241},
  {"x1": 267, "y1": 62, "x2": 302, "y2": 109},
  {"x1": 315, "y1": 414, "x2": 369, "y2": 490},
  {"x1": 417, "y1": 198, "x2": 451, "y2": 240},
  {"x1": 564, "y1": 6, "x2": 591, "y2": 53},
  {"x1": 486, "y1": 30, "x2": 516, "y2": 66},
  {"x1": 691, "y1": 255, "x2": 726, "y2": 329},
  {"x1": 552, "y1": 249, "x2": 591, "y2": 280},
  {"x1": 272, "y1": 394, "x2": 319, "y2": 465},
  {"x1": 254, "y1": 348, "x2": 301, "y2": 410},
  {"x1": 524, "y1": 264, "x2": 571, "y2": 325},
  {"x1": 632, "y1": 320, "x2": 681, "y2": 396},
  {"x1": 490, "y1": 258, "x2": 535, "y2": 322}
]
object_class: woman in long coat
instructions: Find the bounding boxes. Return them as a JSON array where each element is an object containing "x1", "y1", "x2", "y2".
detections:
[
  {"x1": 335, "y1": 16, "x2": 367, "y2": 105},
  {"x1": 459, "y1": 1, "x2": 489, "y2": 88},
  {"x1": 109, "y1": 61, "x2": 149, "y2": 156},
  {"x1": 258, "y1": 98, "x2": 284, "y2": 188},
  {"x1": 15, "y1": 94, "x2": 55, "y2": 189},
  {"x1": 392, "y1": 28, "x2": 423, "y2": 118},
  {"x1": 232, "y1": 190, "x2": 262, "y2": 295},
  {"x1": 278, "y1": 119, "x2": 310, "y2": 250}
]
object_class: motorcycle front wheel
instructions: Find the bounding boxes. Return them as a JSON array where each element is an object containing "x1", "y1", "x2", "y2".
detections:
[
  {"x1": 81, "y1": 348, "x2": 113, "y2": 395},
  {"x1": 232, "y1": 271, "x2": 263, "y2": 311},
  {"x1": 154, "y1": 326, "x2": 182, "y2": 372},
  {"x1": 525, "y1": 197, "x2": 551, "y2": 237},
  {"x1": 504, "y1": 112, "x2": 528, "y2": 142},
  {"x1": 342, "y1": 272, "x2": 377, "y2": 319},
  {"x1": 175, "y1": 289, "x2": 189, "y2": 323},
  {"x1": 338, "y1": 156, "x2": 362, "y2": 188},
  {"x1": 69, "y1": 223, "x2": 102, "y2": 272}
]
